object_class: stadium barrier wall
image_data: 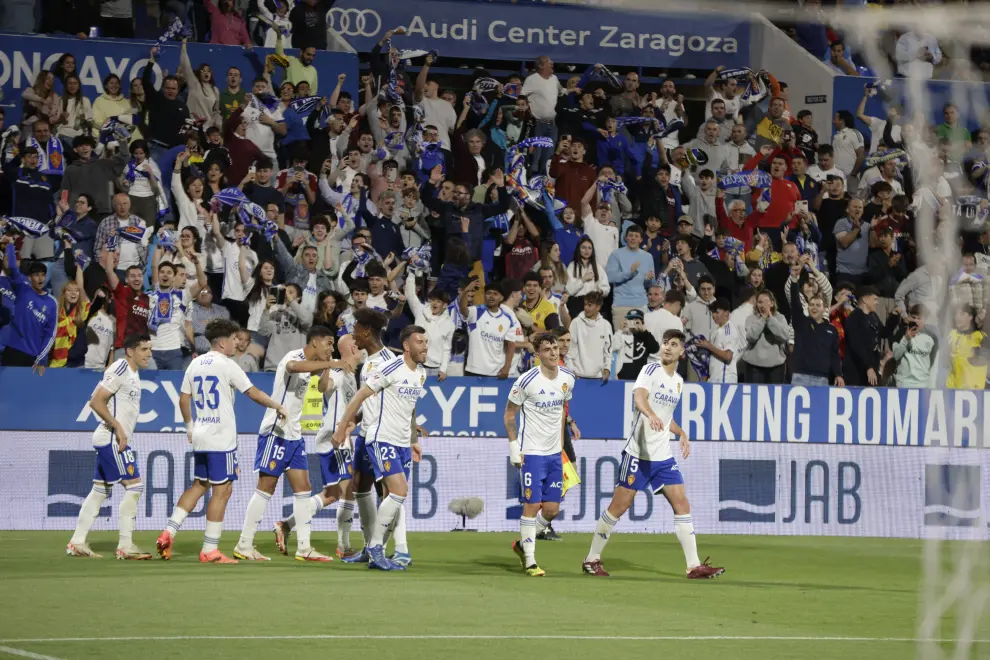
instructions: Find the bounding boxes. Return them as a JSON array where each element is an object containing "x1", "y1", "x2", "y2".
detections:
[
  {"x1": 5, "y1": 432, "x2": 987, "y2": 537},
  {"x1": 749, "y1": 14, "x2": 837, "y2": 144},
  {"x1": 1, "y1": 369, "x2": 989, "y2": 445},
  {"x1": 325, "y1": 0, "x2": 751, "y2": 70},
  {"x1": 0, "y1": 33, "x2": 361, "y2": 128}
]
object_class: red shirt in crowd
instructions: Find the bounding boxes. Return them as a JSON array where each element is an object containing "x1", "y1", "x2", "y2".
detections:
[
  {"x1": 744, "y1": 152, "x2": 801, "y2": 229},
  {"x1": 113, "y1": 281, "x2": 150, "y2": 349},
  {"x1": 549, "y1": 155, "x2": 597, "y2": 213},
  {"x1": 715, "y1": 197, "x2": 761, "y2": 250}
]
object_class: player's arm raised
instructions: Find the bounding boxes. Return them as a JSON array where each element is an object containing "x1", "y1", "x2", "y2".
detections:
[
  {"x1": 634, "y1": 386, "x2": 665, "y2": 432},
  {"x1": 332, "y1": 384, "x2": 375, "y2": 447},
  {"x1": 504, "y1": 400, "x2": 522, "y2": 467},
  {"x1": 670, "y1": 420, "x2": 690, "y2": 459},
  {"x1": 90, "y1": 385, "x2": 128, "y2": 452}
]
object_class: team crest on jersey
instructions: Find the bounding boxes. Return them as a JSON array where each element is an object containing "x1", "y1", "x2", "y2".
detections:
[
  {"x1": 348, "y1": 465, "x2": 354, "y2": 475},
  {"x1": 626, "y1": 474, "x2": 635, "y2": 486},
  {"x1": 561, "y1": 383, "x2": 569, "y2": 393},
  {"x1": 384, "y1": 460, "x2": 391, "y2": 472},
  {"x1": 498, "y1": 324, "x2": 503, "y2": 332},
  {"x1": 677, "y1": 383, "x2": 681, "y2": 393},
  {"x1": 235, "y1": 466, "x2": 240, "y2": 477},
  {"x1": 269, "y1": 460, "x2": 277, "y2": 470},
  {"x1": 420, "y1": 374, "x2": 425, "y2": 386},
  {"x1": 524, "y1": 487, "x2": 532, "y2": 500},
  {"x1": 127, "y1": 464, "x2": 135, "y2": 476}
]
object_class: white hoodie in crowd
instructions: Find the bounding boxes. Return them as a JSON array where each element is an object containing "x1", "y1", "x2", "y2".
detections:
[
  {"x1": 404, "y1": 277, "x2": 455, "y2": 373},
  {"x1": 565, "y1": 312, "x2": 613, "y2": 378}
]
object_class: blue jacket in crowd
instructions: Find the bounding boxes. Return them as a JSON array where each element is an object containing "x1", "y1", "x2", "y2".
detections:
[{"x1": 3, "y1": 244, "x2": 58, "y2": 365}]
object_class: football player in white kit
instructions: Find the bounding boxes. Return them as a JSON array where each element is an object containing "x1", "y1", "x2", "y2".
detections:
[
  {"x1": 234, "y1": 325, "x2": 354, "y2": 562},
  {"x1": 67, "y1": 333, "x2": 154, "y2": 559},
  {"x1": 155, "y1": 320, "x2": 288, "y2": 564},
  {"x1": 338, "y1": 308, "x2": 404, "y2": 565},
  {"x1": 332, "y1": 325, "x2": 429, "y2": 571},
  {"x1": 274, "y1": 333, "x2": 362, "y2": 558},
  {"x1": 503, "y1": 332, "x2": 576, "y2": 577},
  {"x1": 582, "y1": 329, "x2": 725, "y2": 579}
]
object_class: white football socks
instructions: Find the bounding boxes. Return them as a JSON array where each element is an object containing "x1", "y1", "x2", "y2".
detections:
[
  {"x1": 166, "y1": 506, "x2": 189, "y2": 539},
  {"x1": 674, "y1": 514, "x2": 700, "y2": 569},
  {"x1": 70, "y1": 484, "x2": 110, "y2": 545},
  {"x1": 282, "y1": 495, "x2": 323, "y2": 533},
  {"x1": 336, "y1": 501, "x2": 354, "y2": 551},
  {"x1": 520, "y1": 516, "x2": 537, "y2": 567},
  {"x1": 370, "y1": 494, "x2": 405, "y2": 547},
  {"x1": 202, "y1": 520, "x2": 222, "y2": 553},
  {"x1": 238, "y1": 490, "x2": 271, "y2": 548},
  {"x1": 392, "y1": 505, "x2": 408, "y2": 554},
  {"x1": 117, "y1": 483, "x2": 143, "y2": 549},
  {"x1": 294, "y1": 493, "x2": 322, "y2": 552},
  {"x1": 355, "y1": 490, "x2": 377, "y2": 545},
  {"x1": 585, "y1": 510, "x2": 618, "y2": 562}
]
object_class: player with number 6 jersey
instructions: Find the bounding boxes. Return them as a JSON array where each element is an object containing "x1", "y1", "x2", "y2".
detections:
[
  {"x1": 503, "y1": 332, "x2": 575, "y2": 577},
  {"x1": 156, "y1": 320, "x2": 288, "y2": 564},
  {"x1": 275, "y1": 333, "x2": 363, "y2": 559},
  {"x1": 582, "y1": 329, "x2": 724, "y2": 580},
  {"x1": 67, "y1": 334, "x2": 154, "y2": 560}
]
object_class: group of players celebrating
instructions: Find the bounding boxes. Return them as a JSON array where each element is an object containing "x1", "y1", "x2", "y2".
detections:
[{"x1": 65, "y1": 308, "x2": 724, "y2": 578}]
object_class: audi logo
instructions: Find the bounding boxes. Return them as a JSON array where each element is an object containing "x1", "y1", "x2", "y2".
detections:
[{"x1": 326, "y1": 8, "x2": 382, "y2": 38}]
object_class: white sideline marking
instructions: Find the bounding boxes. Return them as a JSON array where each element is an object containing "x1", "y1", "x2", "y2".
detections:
[
  {"x1": 0, "y1": 635, "x2": 987, "y2": 644},
  {"x1": 0, "y1": 646, "x2": 66, "y2": 660}
]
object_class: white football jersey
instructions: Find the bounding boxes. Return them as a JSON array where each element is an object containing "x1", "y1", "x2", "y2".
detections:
[
  {"x1": 259, "y1": 348, "x2": 311, "y2": 440},
  {"x1": 364, "y1": 357, "x2": 427, "y2": 448},
  {"x1": 708, "y1": 322, "x2": 741, "y2": 384},
  {"x1": 181, "y1": 351, "x2": 255, "y2": 452},
  {"x1": 625, "y1": 362, "x2": 684, "y2": 461},
  {"x1": 359, "y1": 347, "x2": 401, "y2": 438},
  {"x1": 465, "y1": 305, "x2": 519, "y2": 376},
  {"x1": 508, "y1": 366, "x2": 575, "y2": 456},
  {"x1": 315, "y1": 368, "x2": 357, "y2": 454},
  {"x1": 91, "y1": 359, "x2": 142, "y2": 448}
]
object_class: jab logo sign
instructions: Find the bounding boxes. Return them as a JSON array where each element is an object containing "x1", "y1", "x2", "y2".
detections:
[
  {"x1": 718, "y1": 459, "x2": 776, "y2": 522},
  {"x1": 47, "y1": 450, "x2": 110, "y2": 517},
  {"x1": 924, "y1": 464, "x2": 981, "y2": 527}
]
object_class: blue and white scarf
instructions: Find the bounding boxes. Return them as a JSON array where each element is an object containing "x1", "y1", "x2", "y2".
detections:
[
  {"x1": 707, "y1": 236, "x2": 746, "y2": 276},
  {"x1": 352, "y1": 249, "x2": 374, "y2": 279},
  {"x1": 597, "y1": 178, "x2": 627, "y2": 204},
  {"x1": 156, "y1": 17, "x2": 189, "y2": 46},
  {"x1": 718, "y1": 67, "x2": 754, "y2": 81},
  {"x1": 403, "y1": 244, "x2": 432, "y2": 274},
  {"x1": 26, "y1": 135, "x2": 64, "y2": 176},
  {"x1": 719, "y1": 169, "x2": 771, "y2": 190},
  {"x1": 288, "y1": 96, "x2": 323, "y2": 117},
  {"x1": 684, "y1": 335, "x2": 710, "y2": 381},
  {"x1": 1, "y1": 215, "x2": 48, "y2": 238}
]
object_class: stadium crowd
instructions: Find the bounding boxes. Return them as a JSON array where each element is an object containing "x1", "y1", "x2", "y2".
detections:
[{"x1": 0, "y1": 4, "x2": 988, "y2": 393}]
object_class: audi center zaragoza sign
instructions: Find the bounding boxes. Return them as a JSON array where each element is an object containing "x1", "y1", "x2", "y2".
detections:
[{"x1": 326, "y1": 0, "x2": 751, "y2": 69}]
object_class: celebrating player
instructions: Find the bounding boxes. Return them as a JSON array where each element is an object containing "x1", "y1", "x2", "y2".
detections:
[
  {"x1": 503, "y1": 332, "x2": 576, "y2": 577},
  {"x1": 67, "y1": 334, "x2": 154, "y2": 560},
  {"x1": 155, "y1": 320, "x2": 288, "y2": 564},
  {"x1": 338, "y1": 308, "x2": 404, "y2": 564},
  {"x1": 332, "y1": 325, "x2": 429, "y2": 571},
  {"x1": 582, "y1": 329, "x2": 724, "y2": 579},
  {"x1": 274, "y1": 333, "x2": 362, "y2": 558},
  {"x1": 234, "y1": 325, "x2": 352, "y2": 562}
]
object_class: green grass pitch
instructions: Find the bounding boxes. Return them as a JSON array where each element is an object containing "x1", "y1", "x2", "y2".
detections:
[{"x1": 0, "y1": 531, "x2": 979, "y2": 660}]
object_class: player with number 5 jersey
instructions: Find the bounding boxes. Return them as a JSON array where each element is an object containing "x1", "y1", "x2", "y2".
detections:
[
  {"x1": 67, "y1": 333, "x2": 154, "y2": 560},
  {"x1": 582, "y1": 328, "x2": 724, "y2": 580},
  {"x1": 156, "y1": 320, "x2": 288, "y2": 564}
]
